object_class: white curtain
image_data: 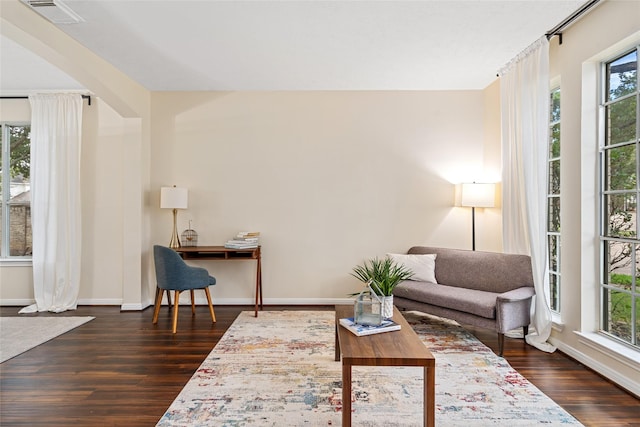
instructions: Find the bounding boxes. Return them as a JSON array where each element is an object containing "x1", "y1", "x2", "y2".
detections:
[
  {"x1": 500, "y1": 36, "x2": 555, "y2": 353},
  {"x1": 19, "y1": 94, "x2": 83, "y2": 314}
]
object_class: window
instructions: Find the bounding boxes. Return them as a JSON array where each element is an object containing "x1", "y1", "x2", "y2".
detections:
[
  {"x1": 548, "y1": 87, "x2": 561, "y2": 313},
  {"x1": 0, "y1": 123, "x2": 32, "y2": 259},
  {"x1": 600, "y1": 46, "x2": 639, "y2": 349}
]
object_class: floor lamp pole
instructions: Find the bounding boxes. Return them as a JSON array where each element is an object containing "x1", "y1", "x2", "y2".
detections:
[{"x1": 471, "y1": 206, "x2": 476, "y2": 251}]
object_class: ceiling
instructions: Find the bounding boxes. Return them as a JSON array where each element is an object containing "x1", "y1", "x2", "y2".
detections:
[{"x1": 1, "y1": 0, "x2": 588, "y2": 92}]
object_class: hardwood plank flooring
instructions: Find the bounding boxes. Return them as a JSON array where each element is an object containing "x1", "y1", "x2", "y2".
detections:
[{"x1": 0, "y1": 305, "x2": 638, "y2": 426}]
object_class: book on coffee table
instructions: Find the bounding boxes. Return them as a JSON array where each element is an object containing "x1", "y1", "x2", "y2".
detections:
[{"x1": 339, "y1": 317, "x2": 401, "y2": 336}]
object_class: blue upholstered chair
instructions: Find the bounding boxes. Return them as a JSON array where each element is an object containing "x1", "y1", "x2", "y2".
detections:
[{"x1": 152, "y1": 245, "x2": 217, "y2": 333}]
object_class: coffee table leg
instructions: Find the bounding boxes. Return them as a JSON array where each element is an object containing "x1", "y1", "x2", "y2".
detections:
[
  {"x1": 425, "y1": 365, "x2": 435, "y2": 427},
  {"x1": 342, "y1": 363, "x2": 352, "y2": 427}
]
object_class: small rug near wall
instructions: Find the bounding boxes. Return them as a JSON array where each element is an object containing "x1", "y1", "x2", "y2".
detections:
[
  {"x1": 157, "y1": 311, "x2": 582, "y2": 426},
  {"x1": 0, "y1": 316, "x2": 94, "y2": 363}
]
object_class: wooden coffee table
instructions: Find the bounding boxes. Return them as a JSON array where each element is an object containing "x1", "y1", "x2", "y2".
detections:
[{"x1": 335, "y1": 305, "x2": 435, "y2": 427}]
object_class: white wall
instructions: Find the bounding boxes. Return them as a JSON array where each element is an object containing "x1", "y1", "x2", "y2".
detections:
[
  {"x1": 79, "y1": 99, "x2": 126, "y2": 304},
  {"x1": 150, "y1": 90, "x2": 502, "y2": 303},
  {"x1": 547, "y1": 0, "x2": 640, "y2": 396},
  {"x1": 1, "y1": 89, "x2": 502, "y2": 305},
  {"x1": 0, "y1": 98, "x2": 129, "y2": 305},
  {"x1": 2, "y1": 0, "x2": 636, "y2": 398},
  {"x1": 1, "y1": 0, "x2": 153, "y2": 309}
]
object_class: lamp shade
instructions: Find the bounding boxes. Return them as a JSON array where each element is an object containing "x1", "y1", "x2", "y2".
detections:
[
  {"x1": 160, "y1": 186, "x2": 188, "y2": 209},
  {"x1": 461, "y1": 183, "x2": 495, "y2": 208}
]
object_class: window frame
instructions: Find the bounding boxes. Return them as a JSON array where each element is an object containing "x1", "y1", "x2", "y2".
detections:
[
  {"x1": 0, "y1": 121, "x2": 32, "y2": 261},
  {"x1": 598, "y1": 45, "x2": 639, "y2": 350},
  {"x1": 548, "y1": 85, "x2": 561, "y2": 314}
]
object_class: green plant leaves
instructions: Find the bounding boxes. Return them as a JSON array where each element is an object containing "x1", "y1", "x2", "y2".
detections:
[{"x1": 351, "y1": 257, "x2": 414, "y2": 296}]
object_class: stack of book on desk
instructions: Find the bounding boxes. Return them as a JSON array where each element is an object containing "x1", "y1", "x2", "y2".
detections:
[
  {"x1": 224, "y1": 232, "x2": 260, "y2": 249},
  {"x1": 339, "y1": 317, "x2": 401, "y2": 336}
]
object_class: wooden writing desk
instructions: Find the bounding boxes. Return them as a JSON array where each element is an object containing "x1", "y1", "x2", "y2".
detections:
[{"x1": 175, "y1": 246, "x2": 263, "y2": 317}]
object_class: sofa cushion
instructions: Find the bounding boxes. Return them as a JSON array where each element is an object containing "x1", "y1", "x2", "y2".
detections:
[
  {"x1": 407, "y1": 246, "x2": 534, "y2": 293},
  {"x1": 393, "y1": 280, "x2": 497, "y2": 319},
  {"x1": 387, "y1": 253, "x2": 437, "y2": 283}
]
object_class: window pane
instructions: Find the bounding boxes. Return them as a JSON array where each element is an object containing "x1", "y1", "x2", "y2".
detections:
[
  {"x1": 604, "y1": 144, "x2": 636, "y2": 190},
  {"x1": 601, "y1": 48, "x2": 640, "y2": 350},
  {"x1": 550, "y1": 88, "x2": 561, "y2": 122},
  {"x1": 606, "y1": 241, "x2": 633, "y2": 287},
  {"x1": 606, "y1": 240, "x2": 632, "y2": 283},
  {"x1": 549, "y1": 123, "x2": 560, "y2": 159},
  {"x1": 549, "y1": 273, "x2": 559, "y2": 312},
  {"x1": 549, "y1": 159, "x2": 560, "y2": 194},
  {"x1": 636, "y1": 301, "x2": 639, "y2": 345},
  {"x1": 607, "y1": 50, "x2": 637, "y2": 102},
  {"x1": 606, "y1": 97, "x2": 637, "y2": 146},
  {"x1": 605, "y1": 193, "x2": 636, "y2": 238},
  {"x1": 548, "y1": 196, "x2": 560, "y2": 232},
  {"x1": 548, "y1": 234, "x2": 559, "y2": 272},
  {"x1": 7, "y1": 125, "x2": 31, "y2": 256},
  {"x1": 603, "y1": 288, "x2": 632, "y2": 342},
  {"x1": 547, "y1": 87, "x2": 561, "y2": 315}
]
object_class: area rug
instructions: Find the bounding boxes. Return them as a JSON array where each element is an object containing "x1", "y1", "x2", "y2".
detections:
[
  {"x1": 0, "y1": 316, "x2": 94, "y2": 363},
  {"x1": 157, "y1": 311, "x2": 582, "y2": 426}
]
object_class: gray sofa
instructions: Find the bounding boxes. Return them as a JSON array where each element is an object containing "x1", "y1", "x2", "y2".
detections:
[{"x1": 393, "y1": 246, "x2": 535, "y2": 356}]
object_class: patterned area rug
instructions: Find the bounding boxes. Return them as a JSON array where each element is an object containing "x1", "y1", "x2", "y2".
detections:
[
  {"x1": 158, "y1": 311, "x2": 582, "y2": 426},
  {"x1": 0, "y1": 316, "x2": 94, "y2": 363}
]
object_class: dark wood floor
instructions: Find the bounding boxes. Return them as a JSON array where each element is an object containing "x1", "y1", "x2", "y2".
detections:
[{"x1": 0, "y1": 305, "x2": 638, "y2": 427}]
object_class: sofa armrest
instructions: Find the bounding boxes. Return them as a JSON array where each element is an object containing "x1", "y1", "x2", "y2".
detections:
[
  {"x1": 496, "y1": 287, "x2": 535, "y2": 334},
  {"x1": 497, "y1": 287, "x2": 535, "y2": 302}
]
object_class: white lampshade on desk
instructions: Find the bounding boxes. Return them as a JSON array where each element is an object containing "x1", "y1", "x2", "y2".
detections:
[
  {"x1": 160, "y1": 186, "x2": 188, "y2": 249},
  {"x1": 460, "y1": 183, "x2": 495, "y2": 250}
]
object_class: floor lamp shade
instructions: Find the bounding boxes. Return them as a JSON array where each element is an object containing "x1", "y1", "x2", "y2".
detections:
[
  {"x1": 160, "y1": 186, "x2": 188, "y2": 249},
  {"x1": 460, "y1": 183, "x2": 495, "y2": 250},
  {"x1": 461, "y1": 183, "x2": 495, "y2": 208}
]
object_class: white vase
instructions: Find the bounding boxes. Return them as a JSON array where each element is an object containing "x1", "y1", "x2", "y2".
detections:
[{"x1": 381, "y1": 295, "x2": 394, "y2": 319}]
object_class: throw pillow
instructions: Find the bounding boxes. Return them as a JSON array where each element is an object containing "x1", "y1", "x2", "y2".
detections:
[{"x1": 386, "y1": 253, "x2": 437, "y2": 284}]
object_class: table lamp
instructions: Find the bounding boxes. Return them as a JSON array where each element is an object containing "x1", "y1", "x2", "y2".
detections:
[
  {"x1": 460, "y1": 183, "x2": 495, "y2": 251},
  {"x1": 160, "y1": 185, "x2": 188, "y2": 249}
]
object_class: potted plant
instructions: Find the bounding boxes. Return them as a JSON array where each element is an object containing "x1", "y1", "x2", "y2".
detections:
[{"x1": 351, "y1": 257, "x2": 414, "y2": 319}]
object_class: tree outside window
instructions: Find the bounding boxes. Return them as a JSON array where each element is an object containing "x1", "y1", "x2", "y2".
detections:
[
  {"x1": 0, "y1": 124, "x2": 32, "y2": 258},
  {"x1": 601, "y1": 47, "x2": 639, "y2": 348}
]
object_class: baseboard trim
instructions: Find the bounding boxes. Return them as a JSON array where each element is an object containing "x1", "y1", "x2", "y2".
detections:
[
  {"x1": 78, "y1": 298, "x2": 123, "y2": 306},
  {"x1": 549, "y1": 336, "x2": 640, "y2": 398},
  {"x1": 151, "y1": 297, "x2": 354, "y2": 306},
  {"x1": 1, "y1": 297, "x2": 354, "y2": 309},
  {"x1": 1, "y1": 298, "x2": 126, "y2": 308},
  {"x1": 0, "y1": 299, "x2": 34, "y2": 306}
]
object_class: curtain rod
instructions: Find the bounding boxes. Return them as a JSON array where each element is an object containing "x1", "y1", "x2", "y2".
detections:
[
  {"x1": 545, "y1": 0, "x2": 601, "y2": 44},
  {"x1": 0, "y1": 95, "x2": 92, "y2": 106}
]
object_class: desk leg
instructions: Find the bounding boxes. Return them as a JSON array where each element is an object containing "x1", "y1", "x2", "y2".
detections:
[
  {"x1": 425, "y1": 365, "x2": 435, "y2": 427},
  {"x1": 254, "y1": 256, "x2": 262, "y2": 317},
  {"x1": 342, "y1": 363, "x2": 352, "y2": 427},
  {"x1": 335, "y1": 325, "x2": 340, "y2": 362}
]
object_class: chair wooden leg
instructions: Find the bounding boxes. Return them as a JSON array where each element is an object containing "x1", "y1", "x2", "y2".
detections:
[
  {"x1": 166, "y1": 290, "x2": 172, "y2": 308},
  {"x1": 190, "y1": 290, "x2": 196, "y2": 315},
  {"x1": 204, "y1": 287, "x2": 216, "y2": 323},
  {"x1": 152, "y1": 288, "x2": 164, "y2": 324},
  {"x1": 172, "y1": 291, "x2": 180, "y2": 333}
]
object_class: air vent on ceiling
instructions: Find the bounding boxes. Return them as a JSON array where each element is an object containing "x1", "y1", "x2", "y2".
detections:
[{"x1": 21, "y1": 0, "x2": 84, "y2": 24}]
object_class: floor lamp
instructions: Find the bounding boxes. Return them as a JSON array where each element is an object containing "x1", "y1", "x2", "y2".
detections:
[
  {"x1": 460, "y1": 183, "x2": 495, "y2": 251},
  {"x1": 160, "y1": 186, "x2": 188, "y2": 249}
]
